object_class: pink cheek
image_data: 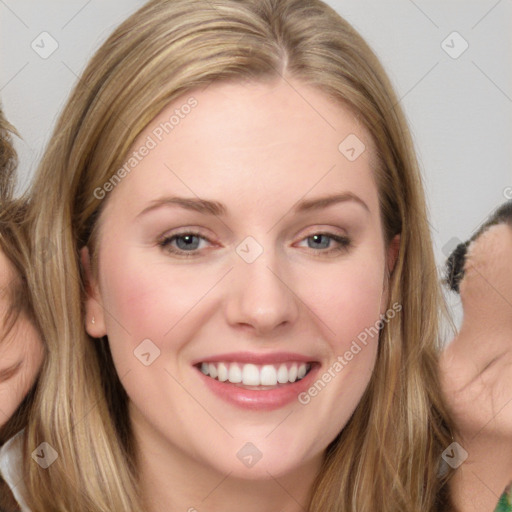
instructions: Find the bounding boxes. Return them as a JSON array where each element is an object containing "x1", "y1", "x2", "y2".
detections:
[
  {"x1": 319, "y1": 272, "x2": 383, "y2": 346},
  {"x1": 106, "y1": 270, "x2": 169, "y2": 334},
  {"x1": 0, "y1": 393, "x2": 17, "y2": 425},
  {"x1": 102, "y1": 254, "x2": 207, "y2": 341}
]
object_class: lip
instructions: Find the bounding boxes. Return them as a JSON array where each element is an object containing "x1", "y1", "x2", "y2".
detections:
[
  {"x1": 194, "y1": 359, "x2": 321, "y2": 411},
  {"x1": 191, "y1": 351, "x2": 315, "y2": 366}
]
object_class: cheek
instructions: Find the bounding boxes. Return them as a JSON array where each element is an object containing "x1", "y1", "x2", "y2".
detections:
[
  {"x1": 300, "y1": 247, "x2": 386, "y2": 348},
  {"x1": 98, "y1": 248, "x2": 219, "y2": 371},
  {"x1": 0, "y1": 384, "x2": 21, "y2": 426},
  {"x1": 292, "y1": 248, "x2": 386, "y2": 440},
  {"x1": 0, "y1": 325, "x2": 43, "y2": 427},
  {"x1": 328, "y1": 266, "x2": 383, "y2": 336}
]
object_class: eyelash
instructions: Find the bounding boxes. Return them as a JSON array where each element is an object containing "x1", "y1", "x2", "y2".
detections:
[{"x1": 158, "y1": 230, "x2": 352, "y2": 258}]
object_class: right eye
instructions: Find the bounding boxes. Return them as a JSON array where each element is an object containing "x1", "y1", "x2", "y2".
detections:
[{"x1": 158, "y1": 231, "x2": 214, "y2": 258}]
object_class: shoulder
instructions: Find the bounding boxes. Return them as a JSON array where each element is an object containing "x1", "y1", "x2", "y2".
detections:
[
  {"x1": 0, "y1": 430, "x2": 32, "y2": 512},
  {"x1": 494, "y1": 482, "x2": 512, "y2": 512}
]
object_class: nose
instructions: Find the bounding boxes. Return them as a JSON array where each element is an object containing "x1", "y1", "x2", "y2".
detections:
[{"x1": 224, "y1": 243, "x2": 300, "y2": 336}]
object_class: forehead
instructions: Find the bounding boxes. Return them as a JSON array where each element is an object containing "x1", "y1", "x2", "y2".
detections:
[
  {"x1": 99, "y1": 78, "x2": 380, "y2": 223},
  {"x1": 145, "y1": 78, "x2": 376, "y2": 165}
]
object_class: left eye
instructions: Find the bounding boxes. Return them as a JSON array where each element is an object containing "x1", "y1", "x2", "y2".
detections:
[{"x1": 296, "y1": 233, "x2": 351, "y2": 254}]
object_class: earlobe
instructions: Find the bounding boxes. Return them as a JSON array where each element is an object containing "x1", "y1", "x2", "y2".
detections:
[{"x1": 80, "y1": 246, "x2": 107, "y2": 338}]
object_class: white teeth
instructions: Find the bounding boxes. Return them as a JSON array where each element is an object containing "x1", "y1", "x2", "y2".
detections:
[
  {"x1": 260, "y1": 365, "x2": 277, "y2": 386},
  {"x1": 199, "y1": 361, "x2": 311, "y2": 386},
  {"x1": 217, "y1": 362, "x2": 228, "y2": 382},
  {"x1": 228, "y1": 364, "x2": 242, "y2": 383},
  {"x1": 242, "y1": 364, "x2": 260, "y2": 386},
  {"x1": 277, "y1": 364, "x2": 289, "y2": 384}
]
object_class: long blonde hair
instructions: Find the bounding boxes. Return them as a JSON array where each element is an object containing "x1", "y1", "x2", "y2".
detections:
[{"x1": 25, "y1": 0, "x2": 455, "y2": 510}]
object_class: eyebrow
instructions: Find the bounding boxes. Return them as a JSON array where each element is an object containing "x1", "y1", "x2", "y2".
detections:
[{"x1": 136, "y1": 192, "x2": 370, "y2": 219}]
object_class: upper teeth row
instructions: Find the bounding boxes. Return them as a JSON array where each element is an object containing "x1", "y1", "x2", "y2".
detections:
[{"x1": 200, "y1": 362, "x2": 311, "y2": 386}]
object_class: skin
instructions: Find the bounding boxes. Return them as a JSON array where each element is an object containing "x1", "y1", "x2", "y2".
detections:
[
  {"x1": 0, "y1": 249, "x2": 43, "y2": 428},
  {"x1": 440, "y1": 223, "x2": 512, "y2": 512},
  {"x1": 82, "y1": 78, "x2": 399, "y2": 512}
]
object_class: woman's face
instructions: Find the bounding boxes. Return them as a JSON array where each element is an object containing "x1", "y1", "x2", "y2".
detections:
[
  {"x1": 84, "y1": 78, "x2": 398, "y2": 479},
  {"x1": 0, "y1": 249, "x2": 43, "y2": 427}
]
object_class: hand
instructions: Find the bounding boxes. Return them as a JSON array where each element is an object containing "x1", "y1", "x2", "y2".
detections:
[
  {"x1": 440, "y1": 223, "x2": 512, "y2": 440},
  {"x1": 439, "y1": 222, "x2": 512, "y2": 512}
]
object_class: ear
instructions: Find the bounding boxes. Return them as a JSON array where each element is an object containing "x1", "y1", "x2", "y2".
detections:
[
  {"x1": 380, "y1": 234, "x2": 401, "y2": 315},
  {"x1": 80, "y1": 246, "x2": 107, "y2": 338}
]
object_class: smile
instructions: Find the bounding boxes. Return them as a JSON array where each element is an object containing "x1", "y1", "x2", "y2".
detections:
[
  {"x1": 198, "y1": 361, "x2": 312, "y2": 387},
  {"x1": 192, "y1": 352, "x2": 321, "y2": 409}
]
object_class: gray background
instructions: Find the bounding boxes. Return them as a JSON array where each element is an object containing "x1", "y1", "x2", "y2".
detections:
[{"x1": 1, "y1": 0, "x2": 511, "y2": 331}]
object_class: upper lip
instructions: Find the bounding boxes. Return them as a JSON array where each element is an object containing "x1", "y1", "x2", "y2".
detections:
[{"x1": 192, "y1": 351, "x2": 318, "y2": 366}]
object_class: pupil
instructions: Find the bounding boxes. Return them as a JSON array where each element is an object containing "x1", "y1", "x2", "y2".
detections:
[
  {"x1": 177, "y1": 235, "x2": 199, "y2": 250},
  {"x1": 310, "y1": 234, "x2": 328, "y2": 249}
]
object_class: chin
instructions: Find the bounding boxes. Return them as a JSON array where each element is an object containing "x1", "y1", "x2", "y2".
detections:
[{"x1": 214, "y1": 456, "x2": 306, "y2": 481}]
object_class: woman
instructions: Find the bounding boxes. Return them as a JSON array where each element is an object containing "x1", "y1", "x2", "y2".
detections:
[
  {"x1": 0, "y1": 108, "x2": 45, "y2": 511},
  {"x1": 13, "y1": 0, "x2": 455, "y2": 510}
]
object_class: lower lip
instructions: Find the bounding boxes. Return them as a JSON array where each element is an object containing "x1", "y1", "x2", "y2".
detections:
[{"x1": 195, "y1": 364, "x2": 320, "y2": 410}]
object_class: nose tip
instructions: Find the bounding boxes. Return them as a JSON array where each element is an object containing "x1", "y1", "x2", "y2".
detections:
[{"x1": 225, "y1": 257, "x2": 300, "y2": 335}]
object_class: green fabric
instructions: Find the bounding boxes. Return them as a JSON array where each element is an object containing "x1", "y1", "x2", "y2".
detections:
[{"x1": 494, "y1": 483, "x2": 512, "y2": 512}]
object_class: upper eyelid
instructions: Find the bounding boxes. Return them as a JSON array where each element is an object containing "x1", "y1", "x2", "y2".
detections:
[
  {"x1": 160, "y1": 222, "x2": 350, "y2": 238},
  {"x1": 160, "y1": 228, "x2": 347, "y2": 240}
]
